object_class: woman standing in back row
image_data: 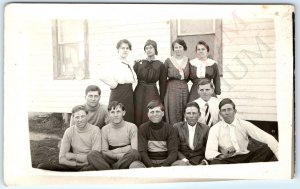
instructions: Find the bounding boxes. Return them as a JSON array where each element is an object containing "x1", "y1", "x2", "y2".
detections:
[
  {"x1": 188, "y1": 40, "x2": 221, "y2": 102},
  {"x1": 164, "y1": 39, "x2": 190, "y2": 126},
  {"x1": 100, "y1": 39, "x2": 136, "y2": 123},
  {"x1": 133, "y1": 39, "x2": 167, "y2": 127}
]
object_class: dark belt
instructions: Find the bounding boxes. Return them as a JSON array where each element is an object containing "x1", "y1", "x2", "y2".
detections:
[
  {"x1": 168, "y1": 79, "x2": 188, "y2": 83},
  {"x1": 138, "y1": 81, "x2": 156, "y2": 86},
  {"x1": 109, "y1": 144, "x2": 129, "y2": 150}
]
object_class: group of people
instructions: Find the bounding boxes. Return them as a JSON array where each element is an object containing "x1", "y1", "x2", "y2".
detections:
[
  {"x1": 38, "y1": 81, "x2": 278, "y2": 171},
  {"x1": 100, "y1": 38, "x2": 221, "y2": 127},
  {"x1": 37, "y1": 38, "x2": 278, "y2": 171}
]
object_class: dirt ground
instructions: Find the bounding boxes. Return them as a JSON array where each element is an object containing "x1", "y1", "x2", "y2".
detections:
[{"x1": 29, "y1": 112, "x2": 67, "y2": 168}]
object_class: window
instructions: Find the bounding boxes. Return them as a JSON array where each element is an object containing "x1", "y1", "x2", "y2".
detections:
[
  {"x1": 52, "y1": 20, "x2": 89, "y2": 80},
  {"x1": 170, "y1": 19, "x2": 223, "y2": 75},
  {"x1": 178, "y1": 19, "x2": 215, "y2": 35}
]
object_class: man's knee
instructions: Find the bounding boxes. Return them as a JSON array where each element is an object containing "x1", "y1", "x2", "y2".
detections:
[
  {"x1": 209, "y1": 159, "x2": 225, "y2": 165},
  {"x1": 129, "y1": 161, "x2": 146, "y2": 169},
  {"x1": 87, "y1": 150, "x2": 103, "y2": 161},
  {"x1": 171, "y1": 160, "x2": 187, "y2": 166},
  {"x1": 253, "y1": 144, "x2": 276, "y2": 161},
  {"x1": 127, "y1": 149, "x2": 141, "y2": 160},
  {"x1": 87, "y1": 150, "x2": 111, "y2": 170}
]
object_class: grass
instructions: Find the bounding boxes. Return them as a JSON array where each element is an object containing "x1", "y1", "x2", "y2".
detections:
[
  {"x1": 30, "y1": 139, "x2": 61, "y2": 168},
  {"x1": 29, "y1": 113, "x2": 67, "y2": 168}
]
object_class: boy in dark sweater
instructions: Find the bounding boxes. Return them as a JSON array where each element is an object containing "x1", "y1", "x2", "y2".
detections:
[{"x1": 130, "y1": 100, "x2": 178, "y2": 168}]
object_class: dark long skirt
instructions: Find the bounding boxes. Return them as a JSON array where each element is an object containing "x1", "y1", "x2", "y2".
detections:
[
  {"x1": 134, "y1": 82, "x2": 160, "y2": 127},
  {"x1": 164, "y1": 80, "x2": 189, "y2": 126},
  {"x1": 109, "y1": 83, "x2": 134, "y2": 123}
]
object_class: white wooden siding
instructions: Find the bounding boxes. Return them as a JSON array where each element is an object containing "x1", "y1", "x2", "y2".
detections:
[
  {"x1": 88, "y1": 19, "x2": 171, "y2": 104},
  {"x1": 28, "y1": 19, "x2": 171, "y2": 113},
  {"x1": 27, "y1": 20, "x2": 105, "y2": 113},
  {"x1": 221, "y1": 18, "x2": 277, "y2": 121},
  {"x1": 28, "y1": 18, "x2": 277, "y2": 122}
]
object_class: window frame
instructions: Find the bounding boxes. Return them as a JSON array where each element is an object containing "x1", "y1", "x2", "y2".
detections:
[
  {"x1": 177, "y1": 19, "x2": 216, "y2": 36},
  {"x1": 52, "y1": 19, "x2": 89, "y2": 80}
]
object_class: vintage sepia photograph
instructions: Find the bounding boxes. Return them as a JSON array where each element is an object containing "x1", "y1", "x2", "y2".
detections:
[{"x1": 4, "y1": 3, "x2": 294, "y2": 185}]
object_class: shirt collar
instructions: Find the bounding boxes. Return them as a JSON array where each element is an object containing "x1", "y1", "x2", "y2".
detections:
[
  {"x1": 222, "y1": 117, "x2": 238, "y2": 128},
  {"x1": 187, "y1": 123, "x2": 196, "y2": 130},
  {"x1": 198, "y1": 97, "x2": 211, "y2": 105}
]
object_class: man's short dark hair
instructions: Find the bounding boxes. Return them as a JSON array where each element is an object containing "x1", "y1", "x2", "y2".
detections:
[
  {"x1": 219, "y1": 98, "x2": 236, "y2": 110},
  {"x1": 72, "y1": 105, "x2": 88, "y2": 115},
  {"x1": 185, "y1": 102, "x2": 200, "y2": 113},
  {"x1": 85, "y1": 85, "x2": 101, "y2": 96},
  {"x1": 198, "y1": 78, "x2": 215, "y2": 90},
  {"x1": 147, "y1": 100, "x2": 164, "y2": 112},
  {"x1": 108, "y1": 101, "x2": 125, "y2": 111}
]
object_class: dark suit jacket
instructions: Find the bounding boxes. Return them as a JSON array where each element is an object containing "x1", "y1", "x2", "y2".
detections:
[{"x1": 173, "y1": 122, "x2": 210, "y2": 165}]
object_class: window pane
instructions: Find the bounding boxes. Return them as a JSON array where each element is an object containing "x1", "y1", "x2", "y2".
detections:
[
  {"x1": 178, "y1": 19, "x2": 215, "y2": 35},
  {"x1": 58, "y1": 20, "x2": 84, "y2": 43},
  {"x1": 58, "y1": 43, "x2": 85, "y2": 79},
  {"x1": 53, "y1": 19, "x2": 88, "y2": 80}
]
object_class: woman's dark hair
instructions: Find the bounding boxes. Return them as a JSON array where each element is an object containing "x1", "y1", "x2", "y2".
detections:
[
  {"x1": 172, "y1": 38, "x2": 187, "y2": 51},
  {"x1": 144, "y1": 39, "x2": 158, "y2": 55},
  {"x1": 116, "y1": 39, "x2": 132, "y2": 50},
  {"x1": 195, "y1": 40, "x2": 210, "y2": 52}
]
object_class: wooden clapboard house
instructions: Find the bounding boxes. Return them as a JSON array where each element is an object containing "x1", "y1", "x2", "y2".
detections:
[{"x1": 25, "y1": 18, "x2": 278, "y2": 135}]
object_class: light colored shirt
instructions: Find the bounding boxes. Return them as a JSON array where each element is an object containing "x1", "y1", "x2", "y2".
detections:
[
  {"x1": 187, "y1": 123, "x2": 196, "y2": 150},
  {"x1": 59, "y1": 123, "x2": 101, "y2": 166},
  {"x1": 194, "y1": 97, "x2": 220, "y2": 126},
  {"x1": 100, "y1": 58, "x2": 137, "y2": 89},
  {"x1": 205, "y1": 118, "x2": 279, "y2": 160},
  {"x1": 101, "y1": 121, "x2": 138, "y2": 151},
  {"x1": 70, "y1": 103, "x2": 109, "y2": 129}
]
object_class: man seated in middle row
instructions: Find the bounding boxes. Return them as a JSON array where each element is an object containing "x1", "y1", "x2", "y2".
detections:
[
  {"x1": 194, "y1": 78, "x2": 220, "y2": 127},
  {"x1": 70, "y1": 85, "x2": 109, "y2": 129},
  {"x1": 172, "y1": 102, "x2": 210, "y2": 166}
]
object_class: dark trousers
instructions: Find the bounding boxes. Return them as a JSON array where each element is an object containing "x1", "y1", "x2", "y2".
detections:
[
  {"x1": 37, "y1": 163, "x2": 96, "y2": 172},
  {"x1": 37, "y1": 150, "x2": 110, "y2": 171},
  {"x1": 210, "y1": 144, "x2": 277, "y2": 164},
  {"x1": 96, "y1": 149, "x2": 141, "y2": 169}
]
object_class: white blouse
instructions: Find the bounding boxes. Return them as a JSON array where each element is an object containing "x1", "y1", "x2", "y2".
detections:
[
  {"x1": 190, "y1": 58, "x2": 217, "y2": 78},
  {"x1": 100, "y1": 58, "x2": 137, "y2": 89}
]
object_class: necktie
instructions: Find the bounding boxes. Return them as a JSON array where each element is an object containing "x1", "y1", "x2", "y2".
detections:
[
  {"x1": 122, "y1": 62, "x2": 135, "y2": 82},
  {"x1": 205, "y1": 103, "x2": 213, "y2": 127},
  {"x1": 229, "y1": 125, "x2": 240, "y2": 152}
]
